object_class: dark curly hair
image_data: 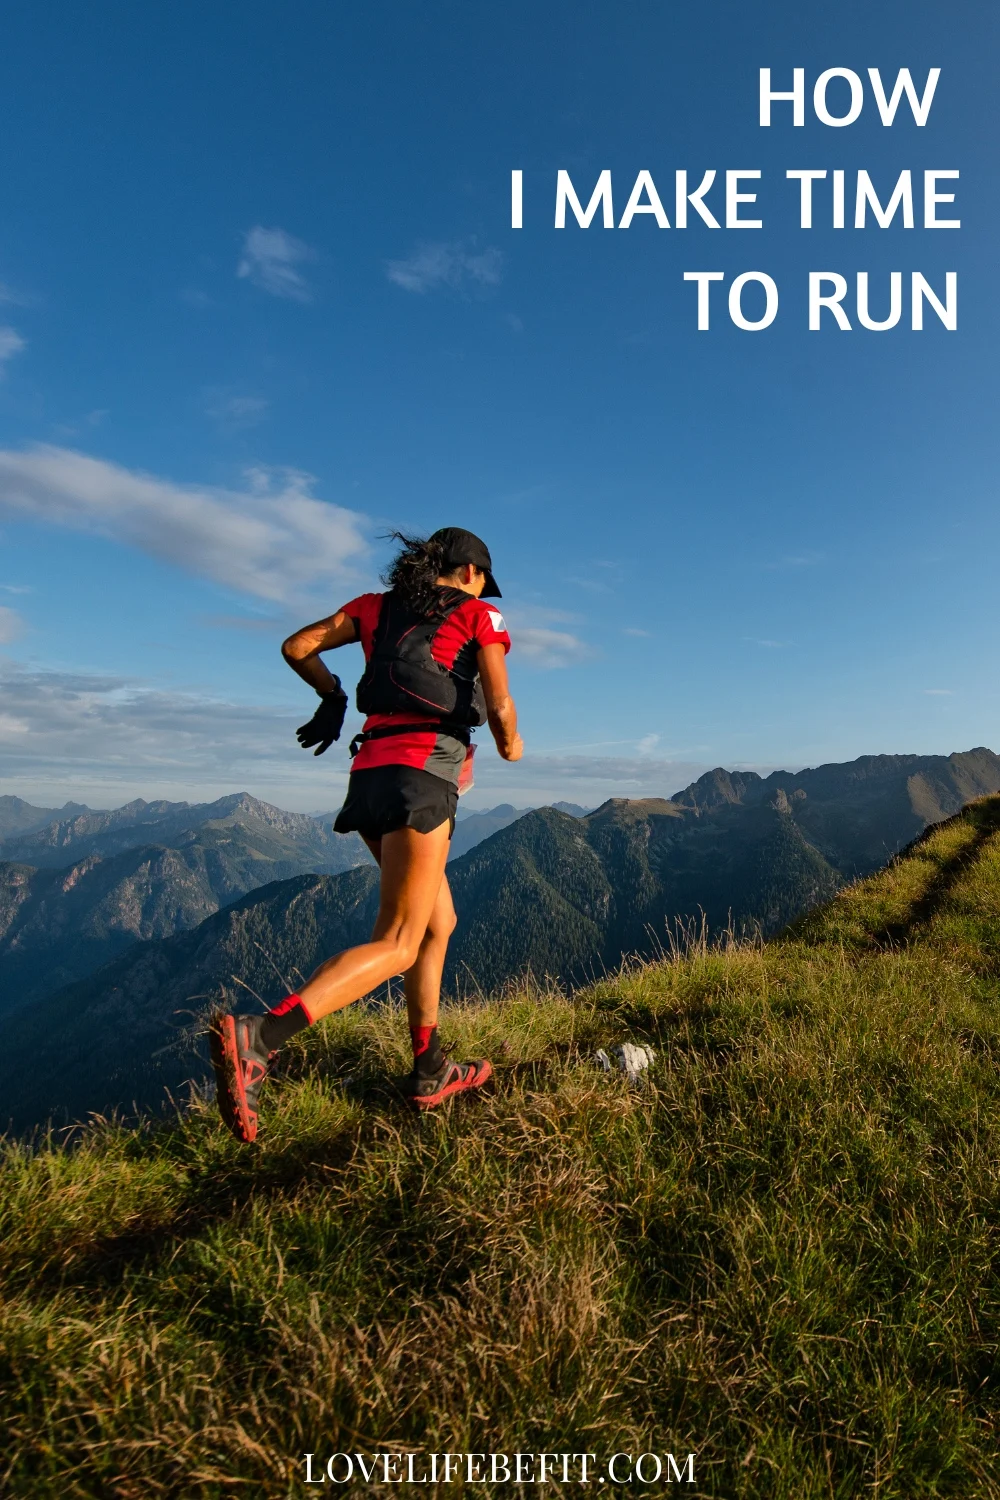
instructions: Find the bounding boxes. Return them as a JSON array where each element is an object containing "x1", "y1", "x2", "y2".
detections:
[{"x1": 381, "y1": 531, "x2": 457, "y2": 620}]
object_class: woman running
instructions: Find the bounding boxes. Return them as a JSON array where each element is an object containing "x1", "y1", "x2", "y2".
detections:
[{"x1": 210, "y1": 527, "x2": 522, "y2": 1143}]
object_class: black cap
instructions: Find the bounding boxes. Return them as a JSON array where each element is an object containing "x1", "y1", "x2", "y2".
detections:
[{"x1": 429, "y1": 526, "x2": 502, "y2": 598}]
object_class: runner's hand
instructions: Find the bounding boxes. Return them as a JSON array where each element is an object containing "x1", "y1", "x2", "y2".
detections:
[
  {"x1": 296, "y1": 683, "x2": 348, "y2": 755},
  {"x1": 500, "y1": 733, "x2": 524, "y2": 763}
]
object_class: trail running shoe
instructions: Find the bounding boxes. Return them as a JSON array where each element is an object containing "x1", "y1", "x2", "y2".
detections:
[
  {"x1": 209, "y1": 1013, "x2": 272, "y2": 1143},
  {"x1": 402, "y1": 1057, "x2": 492, "y2": 1110}
]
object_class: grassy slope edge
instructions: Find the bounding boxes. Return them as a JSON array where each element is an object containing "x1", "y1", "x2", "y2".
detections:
[{"x1": 2, "y1": 798, "x2": 1000, "y2": 1498}]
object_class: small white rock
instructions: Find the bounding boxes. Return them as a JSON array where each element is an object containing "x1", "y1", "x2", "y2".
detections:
[{"x1": 594, "y1": 1042, "x2": 655, "y2": 1083}]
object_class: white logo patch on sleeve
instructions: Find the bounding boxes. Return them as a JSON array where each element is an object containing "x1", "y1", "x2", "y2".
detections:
[{"x1": 487, "y1": 609, "x2": 506, "y2": 633}]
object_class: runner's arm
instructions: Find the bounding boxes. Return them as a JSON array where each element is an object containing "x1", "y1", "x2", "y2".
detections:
[
  {"x1": 477, "y1": 642, "x2": 523, "y2": 762},
  {"x1": 282, "y1": 612, "x2": 357, "y2": 696}
]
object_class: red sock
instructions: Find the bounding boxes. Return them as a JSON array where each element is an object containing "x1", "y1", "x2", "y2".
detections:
[
  {"x1": 259, "y1": 993, "x2": 314, "y2": 1051},
  {"x1": 410, "y1": 1024, "x2": 444, "y2": 1076}
]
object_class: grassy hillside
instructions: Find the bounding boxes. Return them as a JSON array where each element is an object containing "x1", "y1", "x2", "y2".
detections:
[{"x1": 3, "y1": 797, "x2": 1000, "y2": 1496}]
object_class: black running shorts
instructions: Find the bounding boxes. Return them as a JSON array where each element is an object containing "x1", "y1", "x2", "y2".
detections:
[{"x1": 333, "y1": 765, "x2": 458, "y2": 841}]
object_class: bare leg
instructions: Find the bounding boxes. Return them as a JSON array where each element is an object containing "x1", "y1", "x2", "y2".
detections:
[
  {"x1": 362, "y1": 835, "x2": 458, "y2": 1030},
  {"x1": 297, "y1": 822, "x2": 451, "y2": 1023},
  {"x1": 403, "y1": 875, "x2": 457, "y2": 1028}
]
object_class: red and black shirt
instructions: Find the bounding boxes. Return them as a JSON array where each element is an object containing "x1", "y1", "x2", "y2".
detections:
[{"x1": 340, "y1": 592, "x2": 511, "y2": 783}]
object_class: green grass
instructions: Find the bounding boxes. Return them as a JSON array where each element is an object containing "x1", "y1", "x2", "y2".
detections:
[{"x1": 4, "y1": 799, "x2": 1000, "y2": 1497}]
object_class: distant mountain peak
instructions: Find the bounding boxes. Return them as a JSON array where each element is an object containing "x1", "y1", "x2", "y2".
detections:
[
  {"x1": 672, "y1": 768, "x2": 763, "y2": 812},
  {"x1": 586, "y1": 797, "x2": 680, "y2": 825}
]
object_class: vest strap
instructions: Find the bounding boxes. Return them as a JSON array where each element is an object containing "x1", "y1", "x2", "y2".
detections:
[{"x1": 349, "y1": 720, "x2": 473, "y2": 758}]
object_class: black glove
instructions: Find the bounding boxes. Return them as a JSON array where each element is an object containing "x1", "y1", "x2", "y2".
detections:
[{"x1": 296, "y1": 680, "x2": 348, "y2": 756}]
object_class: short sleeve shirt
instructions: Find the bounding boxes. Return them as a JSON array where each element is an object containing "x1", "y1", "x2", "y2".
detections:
[{"x1": 338, "y1": 591, "x2": 511, "y2": 781}]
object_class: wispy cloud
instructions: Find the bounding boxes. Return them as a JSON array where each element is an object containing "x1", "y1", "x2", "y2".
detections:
[
  {"x1": 179, "y1": 287, "x2": 213, "y2": 309},
  {"x1": 0, "y1": 326, "x2": 26, "y2": 370},
  {"x1": 0, "y1": 658, "x2": 788, "y2": 813},
  {"x1": 923, "y1": 688, "x2": 954, "y2": 696},
  {"x1": 636, "y1": 733, "x2": 660, "y2": 755},
  {"x1": 473, "y1": 751, "x2": 715, "y2": 803},
  {"x1": 0, "y1": 280, "x2": 33, "y2": 308},
  {"x1": 470, "y1": 751, "x2": 794, "y2": 809},
  {"x1": 498, "y1": 605, "x2": 592, "y2": 669},
  {"x1": 744, "y1": 636, "x2": 786, "y2": 649},
  {"x1": 203, "y1": 390, "x2": 270, "y2": 434},
  {"x1": 51, "y1": 408, "x2": 109, "y2": 441},
  {"x1": 237, "y1": 226, "x2": 315, "y2": 302},
  {"x1": 622, "y1": 627, "x2": 650, "y2": 637},
  {"x1": 511, "y1": 626, "x2": 592, "y2": 668},
  {"x1": 0, "y1": 445, "x2": 370, "y2": 606},
  {"x1": 0, "y1": 606, "x2": 24, "y2": 643},
  {"x1": 0, "y1": 659, "x2": 335, "y2": 795},
  {"x1": 1, "y1": 584, "x2": 31, "y2": 594},
  {"x1": 385, "y1": 240, "x2": 503, "y2": 294},
  {"x1": 517, "y1": 753, "x2": 695, "y2": 786},
  {"x1": 566, "y1": 567, "x2": 621, "y2": 595}
]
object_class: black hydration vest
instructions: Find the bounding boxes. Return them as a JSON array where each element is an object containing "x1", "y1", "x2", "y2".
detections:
[{"x1": 355, "y1": 589, "x2": 488, "y2": 728}]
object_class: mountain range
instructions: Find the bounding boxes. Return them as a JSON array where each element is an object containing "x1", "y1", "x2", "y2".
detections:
[
  {"x1": 0, "y1": 793, "x2": 589, "y2": 1011},
  {"x1": 0, "y1": 794, "x2": 90, "y2": 841},
  {"x1": 2, "y1": 747, "x2": 999, "y2": 1131},
  {"x1": 448, "y1": 799, "x2": 588, "y2": 860},
  {"x1": 0, "y1": 793, "x2": 371, "y2": 1011}
]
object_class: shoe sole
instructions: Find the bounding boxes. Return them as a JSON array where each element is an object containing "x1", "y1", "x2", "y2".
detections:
[
  {"x1": 209, "y1": 1015, "x2": 258, "y2": 1143},
  {"x1": 412, "y1": 1059, "x2": 492, "y2": 1110}
]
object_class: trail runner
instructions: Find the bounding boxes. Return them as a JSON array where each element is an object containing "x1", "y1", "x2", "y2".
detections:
[{"x1": 210, "y1": 528, "x2": 522, "y2": 1142}]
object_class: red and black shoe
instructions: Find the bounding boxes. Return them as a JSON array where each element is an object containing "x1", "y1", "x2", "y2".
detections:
[
  {"x1": 209, "y1": 1013, "x2": 273, "y2": 1143},
  {"x1": 402, "y1": 1056, "x2": 493, "y2": 1110}
]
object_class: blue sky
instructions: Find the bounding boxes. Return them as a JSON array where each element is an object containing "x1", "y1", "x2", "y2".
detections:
[{"x1": 0, "y1": 0, "x2": 996, "y2": 811}]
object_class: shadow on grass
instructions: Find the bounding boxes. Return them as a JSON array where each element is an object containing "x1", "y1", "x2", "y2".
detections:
[
  {"x1": 873, "y1": 797, "x2": 1000, "y2": 946},
  {"x1": 18, "y1": 1062, "x2": 508, "y2": 1292},
  {"x1": 784, "y1": 795, "x2": 1000, "y2": 952}
]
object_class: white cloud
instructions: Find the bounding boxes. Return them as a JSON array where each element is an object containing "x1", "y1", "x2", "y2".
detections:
[
  {"x1": 923, "y1": 689, "x2": 954, "y2": 696},
  {"x1": 498, "y1": 605, "x2": 592, "y2": 670},
  {"x1": 0, "y1": 606, "x2": 24, "y2": 643},
  {"x1": 636, "y1": 734, "x2": 659, "y2": 755},
  {"x1": 385, "y1": 240, "x2": 503, "y2": 294},
  {"x1": 471, "y1": 751, "x2": 717, "y2": 807},
  {"x1": 510, "y1": 626, "x2": 592, "y2": 669},
  {"x1": 470, "y1": 752, "x2": 797, "y2": 811},
  {"x1": 522, "y1": 754, "x2": 700, "y2": 786},
  {"x1": 237, "y1": 226, "x2": 315, "y2": 301},
  {"x1": 0, "y1": 326, "x2": 26, "y2": 369},
  {"x1": 0, "y1": 281, "x2": 32, "y2": 307},
  {"x1": 0, "y1": 658, "x2": 790, "y2": 816},
  {"x1": 0, "y1": 659, "x2": 350, "y2": 800},
  {"x1": 0, "y1": 445, "x2": 370, "y2": 606},
  {"x1": 622, "y1": 627, "x2": 650, "y2": 637}
]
